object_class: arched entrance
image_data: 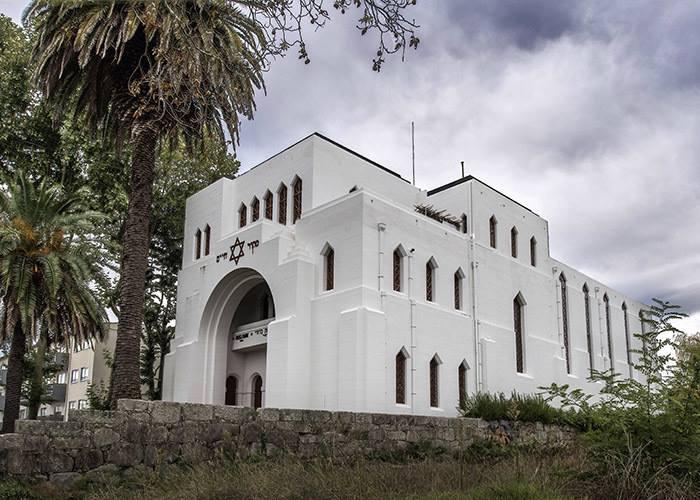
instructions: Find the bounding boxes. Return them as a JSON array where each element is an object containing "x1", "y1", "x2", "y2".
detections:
[{"x1": 200, "y1": 268, "x2": 275, "y2": 406}]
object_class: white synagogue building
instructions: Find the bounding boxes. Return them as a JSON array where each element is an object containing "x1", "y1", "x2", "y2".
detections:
[{"x1": 162, "y1": 133, "x2": 647, "y2": 417}]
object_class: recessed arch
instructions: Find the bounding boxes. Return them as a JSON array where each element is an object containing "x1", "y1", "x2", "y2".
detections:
[
  {"x1": 321, "y1": 242, "x2": 335, "y2": 291},
  {"x1": 292, "y1": 175, "x2": 303, "y2": 223},
  {"x1": 263, "y1": 190, "x2": 273, "y2": 220},
  {"x1": 238, "y1": 203, "x2": 247, "y2": 228},
  {"x1": 604, "y1": 293, "x2": 613, "y2": 368},
  {"x1": 513, "y1": 292, "x2": 526, "y2": 373},
  {"x1": 529, "y1": 236, "x2": 537, "y2": 267},
  {"x1": 426, "y1": 257, "x2": 438, "y2": 302},
  {"x1": 251, "y1": 196, "x2": 260, "y2": 222},
  {"x1": 489, "y1": 215, "x2": 498, "y2": 248},
  {"x1": 199, "y1": 267, "x2": 276, "y2": 405},
  {"x1": 277, "y1": 183, "x2": 288, "y2": 224},
  {"x1": 454, "y1": 267, "x2": 466, "y2": 310},
  {"x1": 204, "y1": 225, "x2": 211, "y2": 256},
  {"x1": 395, "y1": 347, "x2": 409, "y2": 405},
  {"x1": 250, "y1": 372, "x2": 264, "y2": 409},
  {"x1": 194, "y1": 228, "x2": 202, "y2": 260},
  {"x1": 582, "y1": 283, "x2": 594, "y2": 373},
  {"x1": 429, "y1": 354, "x2": 442, "y2": 408},
  {"x1": 510, "y1": 226, "x2": 518, "y2": 258},
  {"x1": 559, "y1": 272, "x2": 571, "y2": 373},
  {"x1": 458, "y1": 359, "x2": 469, "y2": 407},
  {"x1": 392, "y1": 245, "x2": 408, "y2": 292}
]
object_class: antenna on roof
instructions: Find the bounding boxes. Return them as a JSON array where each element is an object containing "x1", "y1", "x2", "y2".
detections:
[
  {"x1": 461, "y1": 161, "x2": 465, "y2": 178},
  {"x1": 411, "y1": 121, "x2": 416, "y2": 186}
]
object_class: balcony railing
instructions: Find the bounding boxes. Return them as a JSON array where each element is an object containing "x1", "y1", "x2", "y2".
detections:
[
  {"x1": 231, "y1": 319, "x2": 272, "y2": 351},
  {"x1": 45, "y1": 383, "x2": 67, "y2": 403}
]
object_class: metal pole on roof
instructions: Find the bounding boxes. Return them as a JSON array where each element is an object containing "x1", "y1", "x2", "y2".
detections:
[{"x1": 411, "y1": 121, "x2": 416, "y2": 186}]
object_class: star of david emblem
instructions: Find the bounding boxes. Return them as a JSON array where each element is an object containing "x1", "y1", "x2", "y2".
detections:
[{"x1": 229, "y1": 237, "x2": 245, "y2": 265}]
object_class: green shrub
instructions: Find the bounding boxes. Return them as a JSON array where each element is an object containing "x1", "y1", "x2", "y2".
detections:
[
  {"x1": 0, "y1": 480, "x2": 40, "y2": 500},
  {"x1": 458, "y1": 391, "x2": 586, "y2": 429},
  {"x1": 542, "y1": 299, "x2": 700, "y2": 492}
]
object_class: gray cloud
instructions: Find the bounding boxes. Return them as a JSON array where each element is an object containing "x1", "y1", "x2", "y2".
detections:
[{"x1": 2, "y1": 1, "x2": 698, "y2": 330}]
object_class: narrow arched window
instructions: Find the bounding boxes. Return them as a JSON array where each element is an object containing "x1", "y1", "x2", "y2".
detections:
[
  {"x1": 203, "y1": 225, "x2": 211, "y2": 256},
  {"x1": 239, "y1": 204, "x2": 247, "y2": 228},
  {"x1": 264, "y1": 190, "x2": 273, "y2": 220},
  {"x1": 292, "y1": 177, "x2": 303, "y2": 223},
  {"x1": 511, "y1": 227, "x2": 518, "y2": 258},
  {"x1": 530, "y1": 237, "x2": 537, "y2": 267},
  {"x1": 559, "y1": 273, "x2": 571, "y2": 373},
  {"x1": 251, "y1": 197, "x2": 260, "y2": 222},
  {"x1": 604, "y1": 294, "x2": 614, "y2": 369},
  {"x1": 514, "y1": 294, "x2": 525, "y2": 373},
  {"x1": 583, "y1": 284, "x2": 594, "y2": 374},
  {"x1": 393, "y1": 247, "x2": 404, "y2": 292},
  {"x1": 622, "y1": 302, "x2": 632, "y2": 377},
  {"x1": 225, "y1": 376, "x2": 238, "y2": 406},
  {"x1": 278, "y1": 184, "x2": 288, "y2": 224},
  {"x1": 454, "y1": 269, "x2": 465, "y2": 310},
  {"x1": 461, "y1": 214, "x2": 468, "y2": 234},
  {"x1": 429, "y1": 355, "x2": 440, "y2": 407},
  {"x1": 426, "y1": 259, "x2": 437, "y2": 302},
  {"x1": 322, "y1": 245, "x2": 335, "y2": 291},
  {"x1": 489, "y1": 216, "x2": 497, "y2": 248},
  {"x1": 458, "y1": 361, "x2": 468, "y2": 408},
  {"x1": 194, "y1": 229, "x2": 202, "y2": 260},
  {"x1": 395, "y1": 349, "x2": 407, "y2": 404},
  {"x1": 252, "y1": 375, "x2": 263, "y2": 409}
]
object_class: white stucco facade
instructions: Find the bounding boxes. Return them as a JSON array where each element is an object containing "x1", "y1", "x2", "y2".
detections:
[{"x1": 163, "y1": 133, "x2": 647, "y2": 417}]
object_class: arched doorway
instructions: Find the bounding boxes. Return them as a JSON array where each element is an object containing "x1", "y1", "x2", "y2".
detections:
[
  {"x1": 252, "y1": 374, "x2": 263, "y2": 409},
  {"x1": 199, "y1": 268, "x2": 276, "y2": 406},
  {"x1": 225, "y1": 376, "x2": 238, "y2": 406}
]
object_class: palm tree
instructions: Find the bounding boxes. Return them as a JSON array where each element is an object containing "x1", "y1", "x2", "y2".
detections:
[
  {"x1": 0, "y1": 172, "x2": 107, "y2": 433},
  {"x1": 26, "y1": 0, "x2": 265, "y2": 406}
]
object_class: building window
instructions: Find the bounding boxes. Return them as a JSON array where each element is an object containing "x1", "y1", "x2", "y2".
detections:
[
  {"x1": 239, "y1": 203, "x2": 247, "y2": 228},
  {"x1": 57, "y1": 372, "x2": 66, "y2": 384},
  {"x1": 604, "y1": 294, "x2": 614, "y2": 369},
  {"x1": 530, "y1": 237, "x2": 537, "y2": 267},
  {"x1": 458, "y1": 361, "x2": 468, "y2": 408},
  {"x1": 393, "y1": 246, "x2": 405, "y2": 292},
  {"x1": 292, "y1": 177, "x2": 302, "y2": 223},
  {"x1": 78, "y1": 400, "x2": 88, "y2": 410},
  {"x1": 71, "y1": 369, "x2": 79, "y2": 383},
  {"x1": 511, "y1": 226, "x2": 518, "y2": 258},
  {"x1": 39, "y1": 407, "x2": 47, "y2": 417},
  {"x1": 622, "y1": 302, "x2": 632, "y2": 377},
  {"x1": 278, "y1": 184, "x2": 288, "y2": 224},
  {"x1": 425, "y1": 259, "x2": 437, "y2": 302},
  {"x1": 322, "y1": 244, "x2": 335, "y2": 291},
  {"x1": 194, "y1": 229, "x2": 202, "y2": 260},
  {"x1": 489, "y1": 216, "x2": 497, "y2": 248},
  {"x1": 396, "y1": 349, "x2": 407, "y2": 404},
  {"x1": 204, "y1": 225, "x2": 211, "y2": 256},
  {"x1": 429, "y1": 355, "x2": 440, "y2": 408},
  {"x1": 251, "y1": 197, "x2": 260, "y2": 222},
  {"x1": 80, "y1": 367, "x2": 89, "y2": 381},
  {"x1": 225, "y1": 375, "x2": 238, "y2": 406},
  {"x1": 583, "y1": 284, "x2": 594, "y2": 374},
  {"x1": 252, "y1": 375, "x2": 263, "y2": 409},
  {"x1": 454, "y1": 269, "x2": 465, "y2": 310},
  {"x1": 559, "y1": 273, "x2": 571, "y2": 374},
  {"x1": 264, "y1": 191, "x2": 273, "y2": 220},
  {"x1": 461, "y1": 214, "x2": 468, "y2": 234},
  {"x1": 68, "y1": 401, "x2": 76, "y2": 410},
  {"x1": 514, "y1": 294, "x2": 525, "y2": 373}
]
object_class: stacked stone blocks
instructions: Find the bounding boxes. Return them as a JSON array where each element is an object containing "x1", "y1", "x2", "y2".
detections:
[{"x1": 0, "y1": 400, "x2": 576, "y2": 482}]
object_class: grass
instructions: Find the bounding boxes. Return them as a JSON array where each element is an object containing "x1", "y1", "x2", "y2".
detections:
[
  {"x1": 459, "y1": 391, "x2": 588, "y2": 429},
  {"x1": 13, "y1": 443, "x2": 584, "y2": 500}
]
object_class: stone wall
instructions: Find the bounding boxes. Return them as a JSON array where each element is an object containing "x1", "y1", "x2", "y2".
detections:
[{"x1": 0, "y1": 400, "x2": 576, "y2": 484}]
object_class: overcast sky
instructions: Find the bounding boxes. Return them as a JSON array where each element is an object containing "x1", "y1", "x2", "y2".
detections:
[{"x1": 2, "y1": 1, "x2": 698, "y2": 333}]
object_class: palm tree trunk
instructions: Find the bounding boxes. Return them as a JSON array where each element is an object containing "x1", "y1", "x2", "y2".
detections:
[
  {"x1": 2, "y1": 322, "x2": 26, "y2": 434},
  {"x1": 27, "y1": 331, "x2": 47, "y2": 420},
  {"x1": 109, "y1": 123, "x2": 158, "y2": 408}
]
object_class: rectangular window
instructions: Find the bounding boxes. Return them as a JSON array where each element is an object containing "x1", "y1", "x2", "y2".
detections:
[
  {"x1": 454, "y1": 272, "x2": 462, "y2": 310},
  {"x1": 71, "y1": 369, "x2": 79, "y2": 383},
  {"x1": 78, "y1": 400, "x2": 88, "y2": 410},
  {"x1": 396, "y1": 352, "x2": 406, "y2": 405},
  {"x1": 80, "y1": 367, "x2": 89, "y2": 381},
  {"x1": 530, "y1": 237, "x2": 537, "y2": 267},
  {"x1": 429, "y1": 358, "x2": 440, "y2": 408},
  {"x1": 489, "y1": 217, "x2": 497, "y2": 248},
  {"x1": 511, "y1": 227, "x2": 518, "y2": 258},
  {"x1": 324, "y1": 248, "x2": 335, "y2": 291},
  {"x1": 57, "y1": 372, "x2": 66, "y2": 384},
  {"x1": 68, "y1": 401, "x2": 76, "y2": 410},
  {"x1": 458, "y1": 364, "x2": 467, "y2": 407},
  {"x1": 514, "y1": 297, "x2": 525, "y2": 373},
  {"x1": 39, "y1": 407, "x2": 47, "y2": 417},
  {"x1": 426, "y1": 261, "x2": 434, "y2": 302}
]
